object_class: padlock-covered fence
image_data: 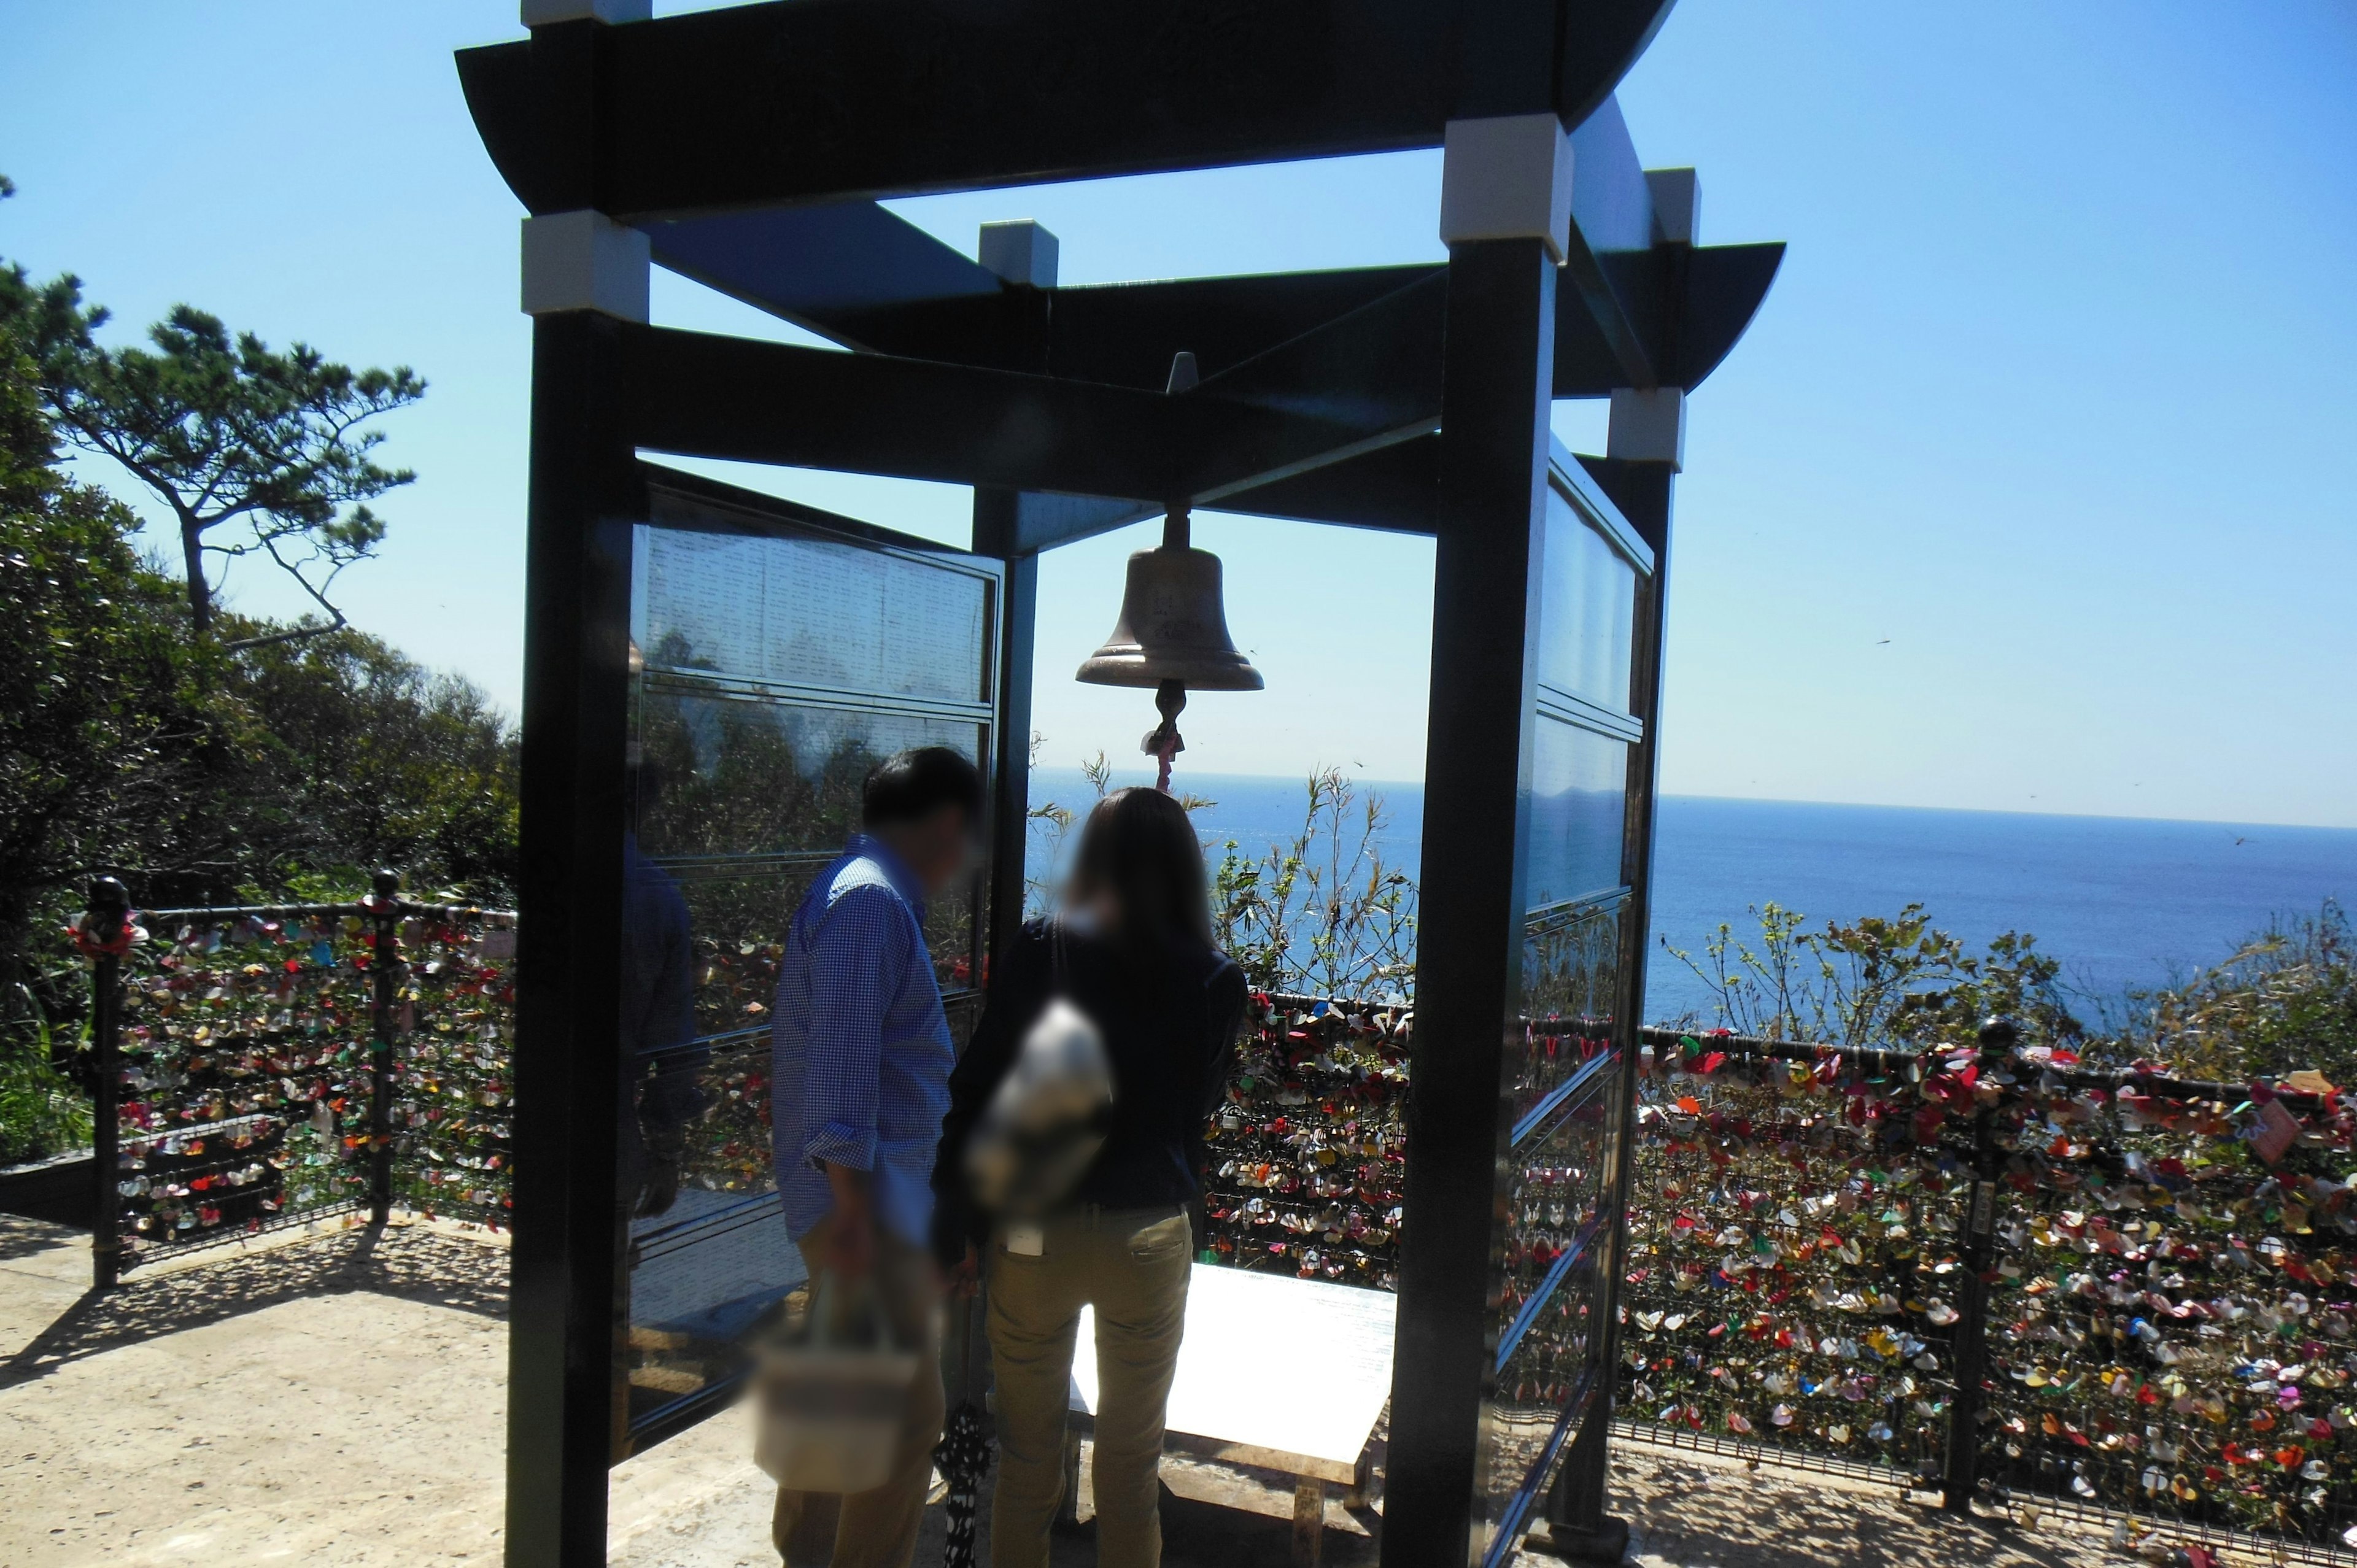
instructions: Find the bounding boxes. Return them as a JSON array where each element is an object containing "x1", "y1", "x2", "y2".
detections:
[
  {"x1": 1197, "y1": 992, "x2": 1414, "y2": 1289},
  {"x1": 71, "y1": 874, "x2": 516, "y2": 1287},
  {"x1": 1622, "y1": 1022, "x2": 2357, "y2": 1558},
  {"x1": 71, "y1": 867, "x2": 2357, "y2": 1557}
]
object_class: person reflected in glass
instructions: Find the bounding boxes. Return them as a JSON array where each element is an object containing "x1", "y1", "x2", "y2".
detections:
[
  {"x1": 934, "y1": 787, "x2": 1247, "y2": 1568},
  {"x1": 622, "y1": 747, "x2": 702, "y2": 1219},
  {"x1": 770, "y1": 746, "x2": 983, "y2": 1568}
]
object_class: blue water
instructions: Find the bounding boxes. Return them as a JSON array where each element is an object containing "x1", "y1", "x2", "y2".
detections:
[{"x1": 1029, "y1": 767, "x2": 2357, "y2": 1023}]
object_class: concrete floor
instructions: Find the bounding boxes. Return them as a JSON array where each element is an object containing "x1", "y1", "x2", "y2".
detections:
[
  {"x1": 1, "y1": 1213, "x2": 508, "y2": 1564},
  {"x1": 1, "y1": 1215, "x2": 2137, "y2": 1568}
]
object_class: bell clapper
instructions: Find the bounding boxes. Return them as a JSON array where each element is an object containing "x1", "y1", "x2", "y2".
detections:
[{"x1": 1144, "y1": 679, "x2": 1187, "y2": 793}]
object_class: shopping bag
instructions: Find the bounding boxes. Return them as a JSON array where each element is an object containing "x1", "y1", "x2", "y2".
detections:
[{"x1": 753, "y1": 1272, "x2": 920, "y2": 1494}]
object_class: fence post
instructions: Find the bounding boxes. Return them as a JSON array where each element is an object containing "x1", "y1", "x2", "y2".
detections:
[
  {"x1": 366, "y1": 868, "x2": 401, "y2": 1226},
  {"x1": 82, "y1": 877, "x2": 131, "y2": 1291},
  {"x1": 1941, "y1": 1016, "x2": 2014, "y2": 1513}
]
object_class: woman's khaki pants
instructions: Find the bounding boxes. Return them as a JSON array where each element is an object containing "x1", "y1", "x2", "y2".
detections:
[{"x1": 984, "y1": 1206, "x2": 1192, "y2": 1568}]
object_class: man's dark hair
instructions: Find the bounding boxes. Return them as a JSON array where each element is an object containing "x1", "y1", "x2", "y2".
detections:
[{"x1": 862, "y1": 746, "x2": 985, "y2": 829}]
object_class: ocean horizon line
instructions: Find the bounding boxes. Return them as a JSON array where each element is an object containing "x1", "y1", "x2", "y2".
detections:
[{"x1": 1029, "y1": 767, "x2": 2357, "y2": 838}]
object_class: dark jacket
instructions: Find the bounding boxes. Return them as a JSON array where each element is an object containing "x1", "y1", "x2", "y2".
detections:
[{"x1": 931, "y1": 917, "x2": 1247, "y2": 1266}]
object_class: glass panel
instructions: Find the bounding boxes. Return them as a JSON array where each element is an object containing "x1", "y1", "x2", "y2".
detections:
[
  {"x1": 638, "y1": 519, "x2": 991, "y2": 705},
  {"x1": 617, "y1": 873, "x2": 984, "y2": 1437},
  {"x1": 1536, "y1": 486, "x2": 1636, "y2": 716},
  {"x1": 618, "y1": 503, "x2": 998, "y2": 1459},
  {"x1": 635, "y1": 685, "x2": 985, "y2": 865},
  {"x1": 1527, "y1": 717, "x2": 1627, "y2": 911},
  {"x1": 1481, "y1": 1251, "x2": 1604, "y2": 1556},
  {"x1": 1512, "y1": 902, "x2": 1621, "y2": 1127}
]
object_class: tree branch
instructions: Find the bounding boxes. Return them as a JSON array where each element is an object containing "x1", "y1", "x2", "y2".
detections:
[{"x1": 222, "y1": 616, "x2": 348, "y2": 653}]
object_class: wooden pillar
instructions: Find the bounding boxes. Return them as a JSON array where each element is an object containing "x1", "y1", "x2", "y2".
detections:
[
  {"x1": 972, "y1": 219, "x2": 1056, "y2": 971},
  {"x1": 1384, "y1": 110, "x2": 1566, "y2": 1568},
  {"x1": 975, "y1": 489, "x2": 1039, "y2": 970},
  {"x1": 506, "y1": 302, "x2": 641, "y2": 1566}
]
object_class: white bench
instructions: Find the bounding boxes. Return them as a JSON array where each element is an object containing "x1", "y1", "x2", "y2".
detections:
[{"x1": 1064, "y1": 1263, "x2": 1396, "y2": 1566}]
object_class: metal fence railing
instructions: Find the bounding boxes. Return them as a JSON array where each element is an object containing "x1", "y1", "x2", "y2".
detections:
[
  {"x1": 1196, "y1": 992, "x2": 1412, "y2": 1292},
  {"x1": 74, "y1": 873, "x2": 516, "y2": 1288},
  {"x1": 1622, "y1": 1019, "x2": 2357, "y2": 1557},
  {"x1": 71, "y1": 891, "x2": 2357, "y2": 1559}
]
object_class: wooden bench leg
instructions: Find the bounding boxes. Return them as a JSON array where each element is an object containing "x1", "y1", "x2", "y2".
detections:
[
  {"x1": 1344, "y1": 1451, "x2": 1371, "y2": 1510},
  {"x1": 1293, "y1": 1476, "x2": 1326, "y2": 1567}
]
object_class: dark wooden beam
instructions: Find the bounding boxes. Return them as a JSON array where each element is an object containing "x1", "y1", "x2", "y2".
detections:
[
  {"x1": 641, "y1": 203, "x2": 1026, "y2": 357},
  {"x1": 1665, "y1": 241, "x2": 1784, "y2": 388},
  {"x1": 1010, "y1": 494, "x2": 1158, "y2": 555},
  {"x1": 1043, "y1": 266, "x2": 1441, "y2": 389},
  {"x1": 457, "y1": 0, "x2": 1676, "y2": 217},
  {"x1": 615, "y1": 323, "x2": 1429, "y2": 517},
  {"x1": 640, "y1": 215, "x2": 1775, "y2": 404},
  {"x1": 1560, "y1": 98, "x2": 1660, "y2": 388},
  {"x1": 1217, "y1": 433, "x2": 1440, "y2": 533}
]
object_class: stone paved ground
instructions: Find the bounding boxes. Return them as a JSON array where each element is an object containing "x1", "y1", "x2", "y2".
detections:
[
  {"x1": 1602, "y1": 1443, "x2": 2121, "y2": 1568},
  {"x1": 0, "y1": 1214, "x2": 2164, "y2": 1567}
]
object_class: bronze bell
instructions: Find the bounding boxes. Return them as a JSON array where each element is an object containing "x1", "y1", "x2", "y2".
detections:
[
  {"x1": 1075, "y1": 498, "x2": 1261, "y2": 790},
  {"x1": 1074, "y1": 519, "x2": 1264, "y2": 692}
]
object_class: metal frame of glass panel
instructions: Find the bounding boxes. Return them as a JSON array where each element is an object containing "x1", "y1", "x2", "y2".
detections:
[
  {"x1": 1478, "y1": 462, "x2": 1655, "y2": 1564},
  {"x1": 460, "y1": 6, "x2": 1779, "y2": 1564}
]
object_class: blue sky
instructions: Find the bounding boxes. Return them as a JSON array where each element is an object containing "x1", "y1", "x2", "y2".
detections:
[{"x1": 3, "y1": 1, "x2": 2352, "y2": 827}]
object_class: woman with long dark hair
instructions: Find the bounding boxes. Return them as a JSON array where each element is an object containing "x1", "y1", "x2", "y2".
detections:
[{"x1": 932, "y1": 787, "x2": 1246, "y2": 1568}]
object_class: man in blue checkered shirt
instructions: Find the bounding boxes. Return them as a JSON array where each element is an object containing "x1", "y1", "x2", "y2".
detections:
[{"x1": 770, "y1": 745, "x2": 983, "y2": 1568}]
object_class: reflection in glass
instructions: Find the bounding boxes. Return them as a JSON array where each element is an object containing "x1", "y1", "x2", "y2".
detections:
[
  {"x1": 663, "y1": 868, "x2": 978, "y2": 1040},
  {"x1": 616, "y1": 496, "x2": 1000, "y2": 1455},
  {"x1": 634, "y1": 686, "x2": 984, "y2": 865},
  {"x1": 1536, "y1": 487, "x2": 1636, "y2": 715},
  {"x1": 1481, "y1": 1251, "x2": 1603, "y2": 1558},
  {"x1": 1500, "y1": 1075, "x2": 1614, "y2": 1323},
  {"x1": 621, "y1": 825, "x2": 703, "y2": 1222},
  {"x1": 1514, "y1": 901, "x2": 1621, "y2": 1128},
  {"x1": 638, "y1": 520, "x2": 990, "y2": 705},
  {"x1": 618, "y1": 811, "x2": 797, "y2": 1440},
  {"x1": 1527, "y1": 719, "x2": 1627, "y2": 912}
]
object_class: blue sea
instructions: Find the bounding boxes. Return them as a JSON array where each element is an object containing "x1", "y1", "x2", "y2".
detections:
[{"x1": 1028, "y1": 767, "x2": 2357, "y2": 1024}]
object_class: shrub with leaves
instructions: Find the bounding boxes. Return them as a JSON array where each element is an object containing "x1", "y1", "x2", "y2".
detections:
[
  {"x1": 1661, "y1": 900, "x2": 2084, "y2": 1052},
  {"x1": 2118, "y1": 902, "x2": 2357, "y2": 1084},
  {"x1": 1209, "y1": 767, "x2": 1417, "y2": 1002}
]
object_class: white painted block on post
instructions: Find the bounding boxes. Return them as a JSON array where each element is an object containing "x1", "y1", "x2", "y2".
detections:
[
  {"x1": 521, "y1": 0, "x2": 649, "y2": 24},
  {"x1": 1608, "y1": 387, "x2": 1687, "y2": 470},
  {"x1": 978, "y1": 220, "x2": 1060, "y2": 287},
  {"x1": 1438, "y1": 114, "x2": 1574, "y2": 264},
  {"x1": 521, "y1": 211, "x2": 651, "y2": 322},
  {"x1": 1645, "y1": 168, "x2": 1700, "y2": 245}
]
